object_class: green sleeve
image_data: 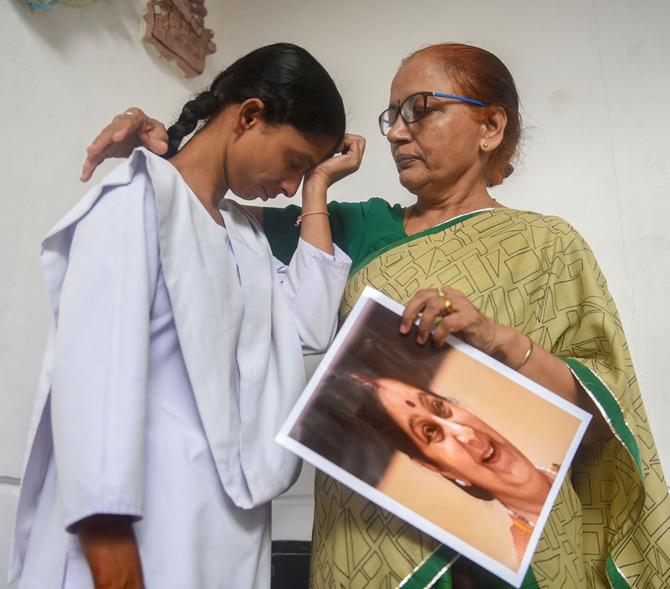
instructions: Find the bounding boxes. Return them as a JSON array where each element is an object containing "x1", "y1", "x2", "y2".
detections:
[
  {"x1": 262, "y1": 204, "x2": 302, "y2": 265},
  {"x1": 262, "y1": 201, "x2": 367, "y2": 265}
]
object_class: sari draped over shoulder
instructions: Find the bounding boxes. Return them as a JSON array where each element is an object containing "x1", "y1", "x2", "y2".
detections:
[{"x1": 265, "y1": 204, "x2": 670, "y2": 589}]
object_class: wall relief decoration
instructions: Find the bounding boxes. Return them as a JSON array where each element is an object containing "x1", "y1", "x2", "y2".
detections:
[{"x1": 142, "y1": 0, "x2": 216, "y2": 78}]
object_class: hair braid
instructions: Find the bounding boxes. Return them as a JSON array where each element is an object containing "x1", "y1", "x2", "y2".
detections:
[{"x1": 165, "y1": 90, "x2": 220, "y2": 158}]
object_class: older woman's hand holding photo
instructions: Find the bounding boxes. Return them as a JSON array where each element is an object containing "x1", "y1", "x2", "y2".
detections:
[{"x1": 400, "y1": 286, "x2": 612, "y2": 444}]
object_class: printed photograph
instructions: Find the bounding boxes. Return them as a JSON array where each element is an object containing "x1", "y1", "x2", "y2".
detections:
[{"x1": 278, "y1": 288, "x2": 591, "y2": 586}]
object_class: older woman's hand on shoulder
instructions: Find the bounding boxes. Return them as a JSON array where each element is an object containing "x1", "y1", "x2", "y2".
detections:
[{"x1": 80, "y1": 108, "x2": 168, "y2": 182}]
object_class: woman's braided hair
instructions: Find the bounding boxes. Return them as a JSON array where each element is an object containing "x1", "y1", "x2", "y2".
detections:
[{"x1": 165, "y1": 43, "x2": 346, "y2": 158}]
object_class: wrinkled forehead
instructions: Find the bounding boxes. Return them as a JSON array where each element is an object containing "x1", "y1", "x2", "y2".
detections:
[{"x1": 389, "y1": 54, "x2": 457, "y2": 103}]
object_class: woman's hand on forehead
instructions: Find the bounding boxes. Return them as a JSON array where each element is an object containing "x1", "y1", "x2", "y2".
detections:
[{"x1": 305, "y1": 133, "x2": 366, "y2": 188}]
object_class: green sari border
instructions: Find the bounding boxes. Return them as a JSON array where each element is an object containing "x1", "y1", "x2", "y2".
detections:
[
  {"x1": 606, "y1": 555, "x2": 632, "y2": 589},
  {"x1": 398, "y1": 547, "x2": 541, "y2": 589},
  {"x1": 350, "y1": 209, "x2": 488, "y2": 277},
  {"x1": 563, "y1": 358, "x2": 643, "y2": 478},
  {"x1": 398, "y1": 545, "x2": 457, "y2": 589}
]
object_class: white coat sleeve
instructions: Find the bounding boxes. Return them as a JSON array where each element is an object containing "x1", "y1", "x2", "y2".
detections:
[
  {"x1": 274, "y1": 238, "x2": 351, "y2": 355},
  {"x1": 50, "y1": 174, "x2": 159, "y2": 532}
]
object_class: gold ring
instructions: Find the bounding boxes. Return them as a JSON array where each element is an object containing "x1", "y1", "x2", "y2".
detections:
[{"x1": 443, "y1": 298, "x2": 453, "y2": 314}]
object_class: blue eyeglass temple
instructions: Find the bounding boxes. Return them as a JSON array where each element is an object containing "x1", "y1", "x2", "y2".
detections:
[{"x1": 432, "y1": 92, "x2": 487, "y2": 106}]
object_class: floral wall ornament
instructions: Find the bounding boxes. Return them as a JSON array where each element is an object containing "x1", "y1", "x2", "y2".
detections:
[{"x1": 142, "y1": 0, "x2": 217, "y2": 78}]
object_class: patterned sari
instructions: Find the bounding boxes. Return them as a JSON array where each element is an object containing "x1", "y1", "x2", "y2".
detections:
[{"x1": 264, "y1": 202, "x2": 670, "y2": 588}]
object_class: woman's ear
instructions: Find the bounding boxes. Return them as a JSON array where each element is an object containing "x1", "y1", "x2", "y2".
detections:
[
  {"x1": 479, "y1": 106, "x2": 507, "y2": 151},
  {"x1": 236, "y1": 98, "x2": 265, "y2": 132}
]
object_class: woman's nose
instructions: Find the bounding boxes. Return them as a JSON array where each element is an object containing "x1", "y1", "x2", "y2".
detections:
[
  {"x1": 280, "y1": 176, "x2": 301, "y2": 198},
  {"x1": 441, "y1": 420, "x2": 480, "y2": 446},
  {"x1": 386, "y1": 115, "x2": 411, "y2": 144}
]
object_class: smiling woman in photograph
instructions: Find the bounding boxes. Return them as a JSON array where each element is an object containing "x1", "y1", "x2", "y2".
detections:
[{"x1": 360, "y1": 375, "x2": 557, "y2": 565}]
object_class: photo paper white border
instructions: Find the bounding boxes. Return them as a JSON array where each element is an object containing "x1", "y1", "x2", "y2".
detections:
[{"x1": 277, "y1": 286, "x2": 592, "y2": 588}]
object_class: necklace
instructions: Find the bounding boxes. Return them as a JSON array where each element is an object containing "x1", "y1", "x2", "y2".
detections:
[
  {"x1": 503, "y1": 506, "x2": 536, "y2": 529},
  {"x1": 402, "y1": 205, "x2": 415, "y2": 232},
  {"x1": 502, "y1": 464, "x2": 557, "y2": 529}
]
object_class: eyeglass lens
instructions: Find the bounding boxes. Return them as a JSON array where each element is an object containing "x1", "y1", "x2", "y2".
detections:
[{"x1": 379, "y1": 93, "x2": 430, "y2": 135}]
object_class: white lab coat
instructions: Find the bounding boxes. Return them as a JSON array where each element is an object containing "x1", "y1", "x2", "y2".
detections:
[{"x1": 8, "y1": 148, "x2": 350, "y2": 588}]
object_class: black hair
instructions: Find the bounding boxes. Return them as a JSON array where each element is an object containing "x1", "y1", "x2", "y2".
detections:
[
  {"x1": 292, "y1": 365, "x2": 421, "y2": 487},
  {"x1": 294, "y1": 367, "x2": 493, "y2": 500},
  {"x1": 165, "y1": 43, "x2": 346, "y2": 157}
]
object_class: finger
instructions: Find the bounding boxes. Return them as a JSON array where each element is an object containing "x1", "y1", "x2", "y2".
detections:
[
  {"x1": 432, "y1": 315, "x2": 461, "y2": 347},
  {"x1": 86, "y1": 127, "x2": 121, "y2": 157},
  {"x1": 110, "y1": 117, "x2": 145, "y2": 144},
  {"x1": 442, "y1": 285, "x2": 467, "y2": 305},
  {"x1": 139, "y1": 131, "x2": 169, "y2": 155},
  {"x1": 80, "y1": 161, "x2": 95, "y2": 183},
  {"x1": 357, "y1": 136, "x2": 366, "y2": 158},
  {"x1": 89, "y1": 109, "x2": 146, "y2": 155},
  {"x1": 339, "y1": 133, "x2": 365, "y2": 155},
  {"x1": 81, "y1": 135, "x2": 115, "y2": 181},
  {"x1": 349, "y1": 136, "x2": 366, "y2": 166},
  {"x1": 81, "y1": 110, "x2": 155, "y2": 181},
  {"x1": 416, "y1": 296, "x2": 445, "y2": 344},
  {"x1": 340, "y1": 135, "x2": 356, "y2": 155},
  {"x1": 343, "y1": 138, "x2": 362, "y2": 166},
  {"x1": 346, "y1": 137, "x2": 365, "y2": 170},
  {"x1": 143, "y1": 118, "x2": 169, "y2": 143},
  {"x1": 400, "y1": 289, "x2": 435, "y2": 334}
]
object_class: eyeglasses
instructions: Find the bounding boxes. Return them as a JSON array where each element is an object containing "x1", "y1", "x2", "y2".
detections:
[{"x1": 378, "y1": 91, "x2": 487, "y2": 136}]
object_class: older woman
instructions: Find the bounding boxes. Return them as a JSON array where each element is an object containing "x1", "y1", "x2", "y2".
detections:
[{"x1": 83, "y1": 43, "x2": 669, "y2": 589}]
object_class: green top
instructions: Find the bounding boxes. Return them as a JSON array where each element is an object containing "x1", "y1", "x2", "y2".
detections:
[
  {"x1": 263, "y1": 197, "x2": 486, "y2": 274},
  {"x1": 263, "y1": 197, "x2": 406, "y2": 269}
]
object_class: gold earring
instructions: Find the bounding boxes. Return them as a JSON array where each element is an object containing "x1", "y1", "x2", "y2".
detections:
[{"x1": 483, "y1": 142, "x2": 488, "y2": 149}]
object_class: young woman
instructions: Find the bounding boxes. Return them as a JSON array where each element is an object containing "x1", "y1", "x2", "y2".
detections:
[{"x1": 9, "y1": 43, "x2": 363, "y2": 589}]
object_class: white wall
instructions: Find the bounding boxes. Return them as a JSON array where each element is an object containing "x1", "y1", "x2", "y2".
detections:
[{"x1": 1, "y1": 0, "x2": 669, "y2": 584}]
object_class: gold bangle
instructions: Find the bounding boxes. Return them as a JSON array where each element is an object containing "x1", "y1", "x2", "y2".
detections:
[
  {"x1": 512, "y1": 336, "x2": 534, "y2": 370},
  {"x1": 294, "y1": 210, "x2": 330, "y2": 226}
]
